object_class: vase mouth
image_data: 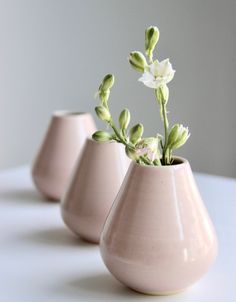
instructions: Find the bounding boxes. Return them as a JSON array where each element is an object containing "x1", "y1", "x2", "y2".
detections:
[
  {"x1": 133, "y1": 156, "x2": 188, "y2": 169},
  {"x1": 86, "y1": 137, "x2": 117, "y2": 145},
  {"x1": 53, "y1": 110, "x2": 89, "y2": 117}
]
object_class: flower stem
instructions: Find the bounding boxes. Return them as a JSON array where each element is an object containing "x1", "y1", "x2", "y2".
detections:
[
  {"x1": 140, "y1": 155, "x2": 152, "y2": 165},
  {"x1": 154, "y1": 89, "x2": 170, "y2": 165},
  {"x1": 161, "y1": 101, "x2": 169, "y2": 164},
  {"x1": 148, "y1": 51, "x2": 153, "y2": 64},
  {"x1": 109, "y1": 121, "x2": 126, "y2": 144},
  {"x1": 153, "y1": 157, "x2": 162, "y2": 166}
]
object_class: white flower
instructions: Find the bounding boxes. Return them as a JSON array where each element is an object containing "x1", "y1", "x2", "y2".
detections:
[
  {"x1": 138, "y1": 59, "x2": 175, "y2": 89},
  {"x1": 135, "y1": 137, "x2": 160, "y2": 161}
]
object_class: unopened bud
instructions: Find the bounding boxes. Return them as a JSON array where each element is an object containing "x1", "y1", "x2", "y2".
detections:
[
  {"x1": 145, "y1": 26, "x2": 159, "y2": 58},
  {"x1": 173, "y1": 128, "x2": 190, "y2": 149},
  {"x1": 92, "y1": 131, "x2": 113, "y2": 142},
  {"x1": 119, "y1": 109, "x2": 130, "y2": 130},
  {"x1": 129, "y1": 51, "x2": 147, "y2": 72},
  {"x1": 98, "y1": 89, "x2": 110, "y2": 104},
  {"x1": 156, "y1": 84, "x2": 169, "y2": 104},
  {"x1": 101, "y1": 74, "x2": 115, "y2": 91},
  {"x1": 95, "y1": 106, "x2": 111, "y2": 122},
  {"x1": 129, "y1": 123, "x2": 144, "y2": 144},
  {"x1": 125, "y1": 146, "x2": 138, "y2": 160},
  {"x1": 170, "y1": 125, "x2": 190, "y2": 150},
  {"x1": 168, "y1": 124, "x2": 180, "y2": 147}
]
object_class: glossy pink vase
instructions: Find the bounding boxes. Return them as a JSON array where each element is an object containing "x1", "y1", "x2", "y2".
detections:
[
  {"x1": 100, "y1": 157, "x2": 218, "y2": 295},
  {"x1": 32, "y1": 111, "x2": 96, "y2": 200},
  {"x1": 61, "y1": 138, "x2": 130, "y2": 243}
]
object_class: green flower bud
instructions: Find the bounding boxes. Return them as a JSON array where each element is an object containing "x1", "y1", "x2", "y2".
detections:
[
  {"x1": 168, "y1": 124, "x2": 180, "y2": 147},
  {"x1": 173, "y1": 128, "x2": 190, "y2": 149},
  {"x1": 129, "y1": 51, "x2": 147, "y2": 72},
  {"x1": 156, "y1": 84, "x2": 169, "y2": 104},
  {"x1": 169, "y1": 125, "x2": 190, "y2": 150},
  {"x1": 119, "y1": 109, "x2": 130, "y2": 130},
  {"x1": 145, "y1": 26, "x2": 159, "y2": 58},
  {"x1": 92, "y1": 131, "x2": 113, "y2": 142},
  {"x1": 99, "y1": 89, "x2": 110, "y2": 104},
  {"x1": 101, "y1": 74, "x2": 115, "y2": 91},
  {"x1": 125, "y1": 146, "x2": 138, "y2": 160},
  {"x1": 95, "y1": 106, "x2": 111, "y2": 122},
  {"x1": 129, "y1": 123, "x2": 144, "y2": 144}
]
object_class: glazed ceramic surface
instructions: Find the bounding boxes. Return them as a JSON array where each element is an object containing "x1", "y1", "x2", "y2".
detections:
[
  {"x1": 32, "y1": 111, "x2": 96, "y2": 200},
  {"x1": 100, "y1": 157, "x2": 218, "y2": 295},
  {"x1": 61, "y1": 138, "x2": 130, "y2": 243}
]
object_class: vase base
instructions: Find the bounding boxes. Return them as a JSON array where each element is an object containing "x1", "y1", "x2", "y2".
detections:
[{"x1": 129, "y1": 286, "x2": 188, "y2": 296}]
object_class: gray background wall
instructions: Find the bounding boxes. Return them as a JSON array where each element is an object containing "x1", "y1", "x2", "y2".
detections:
[{"x1": 0, "y1": 0, "x2": 236, "y2": 177}]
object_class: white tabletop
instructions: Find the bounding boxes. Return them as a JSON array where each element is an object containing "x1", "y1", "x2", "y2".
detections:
[{"x1": 0, "y1": 166, "x2": 235, "y2": 302}]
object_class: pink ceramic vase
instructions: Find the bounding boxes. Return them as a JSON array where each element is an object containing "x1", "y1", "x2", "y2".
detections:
[
  {"x1": 100, "y1": 157, "x2": 218, "y2": 295},
  {"x1": 32, "y1": 111, "x2": 96, "y2": 201},
  {"x1": 61, "y1": 138, "x2": 130, "y2": 243}
]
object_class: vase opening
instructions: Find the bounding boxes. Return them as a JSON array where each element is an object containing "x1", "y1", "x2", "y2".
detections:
[
  {"x1": 53, "y1": 110, "x2": 87, "y2": 117},
  {"x1": 134, "y1": 156, "x2": 187, "y2": 169},
  {"x1": 170, "y1": 157, "x2": 184, "y2": 165},
  {"x1": 87, "y1": 137, "x2": 116, "y2": 145}
]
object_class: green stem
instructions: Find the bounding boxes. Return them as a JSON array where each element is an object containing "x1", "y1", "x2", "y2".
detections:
[
  {"x1": 161, "y1": 101, "x2": 169, "y2": 164},
  {"x1": 154, "y1": 89, "x2": 170, "y2": 165},
  {"x1": 109, "y1": 121, "x2": 126, "y2": 144},
  {"x1": 139, "y1": 156, "x2": 152, "y2": 165},
  {"x1": 153, "y1": 157, "x2": 162, "y2": 166},
  {"x1": 147, "y1": 50, "x2": 153, "y2": 64}
]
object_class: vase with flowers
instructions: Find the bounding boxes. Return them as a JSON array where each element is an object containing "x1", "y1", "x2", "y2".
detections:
[{"x1": 93, "y1": 26, "x2": 218, "y2": 295}]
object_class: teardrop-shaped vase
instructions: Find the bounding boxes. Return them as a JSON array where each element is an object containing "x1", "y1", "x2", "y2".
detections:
[
  {"x1": 32, "y1": 111, "x2": 96, "y2": 200},
  {"x1": 100, "y1": 157, "x2": 218, "y2": 295},
  {"x1": 61, "y1": 138, "x2": 130, "y2": 243}
]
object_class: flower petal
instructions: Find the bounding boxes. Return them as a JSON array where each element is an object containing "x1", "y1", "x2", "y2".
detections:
[
  {"x1": 158, "y1": 59, "x2": 170, "y2": 76},
  {"x1": 149, "y1": 60, "x2": 160, "y2": 77}
]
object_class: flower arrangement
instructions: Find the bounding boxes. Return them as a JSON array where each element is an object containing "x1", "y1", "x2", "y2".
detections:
[{"x1": 93, "y1": 26, "x2": 190, "y2": 166}]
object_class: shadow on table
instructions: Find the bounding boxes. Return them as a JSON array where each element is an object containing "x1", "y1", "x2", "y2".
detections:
[
  {"x1": 56, "y1": 272, "x2": 175, "y2": 301},
  {"x1": 0, "y1": 188, "x2": 48, "y2": 204},
  {"x1": 20, "y1": 227, "x2": 95, "y2": 248}
]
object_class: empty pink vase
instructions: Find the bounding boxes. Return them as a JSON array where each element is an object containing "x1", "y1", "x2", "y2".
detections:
[
  {"x1": 32, "y1": 111, "x2": 96, "y2": 200},
  {"x1": 100, "y1": 157, "x2": 218, "y2": 295},
  {"x1": 61, "y1": 138, "x2": 130, "y2": 243}
]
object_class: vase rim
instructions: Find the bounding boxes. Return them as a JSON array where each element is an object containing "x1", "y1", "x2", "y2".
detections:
[
  {"x1": 53, "y1": 110, "x2": 90, "y2": 118},
  {"x1": 133, "y1": 156, "x2": 188, "y2": 170},
  {"x1": 86, "y1": 137, "x2": 117, "y2": 146}
]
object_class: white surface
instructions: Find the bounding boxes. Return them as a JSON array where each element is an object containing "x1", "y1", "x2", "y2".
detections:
[{"x1": 0, "y1": 166, "x2": 235, "y2": 302}]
